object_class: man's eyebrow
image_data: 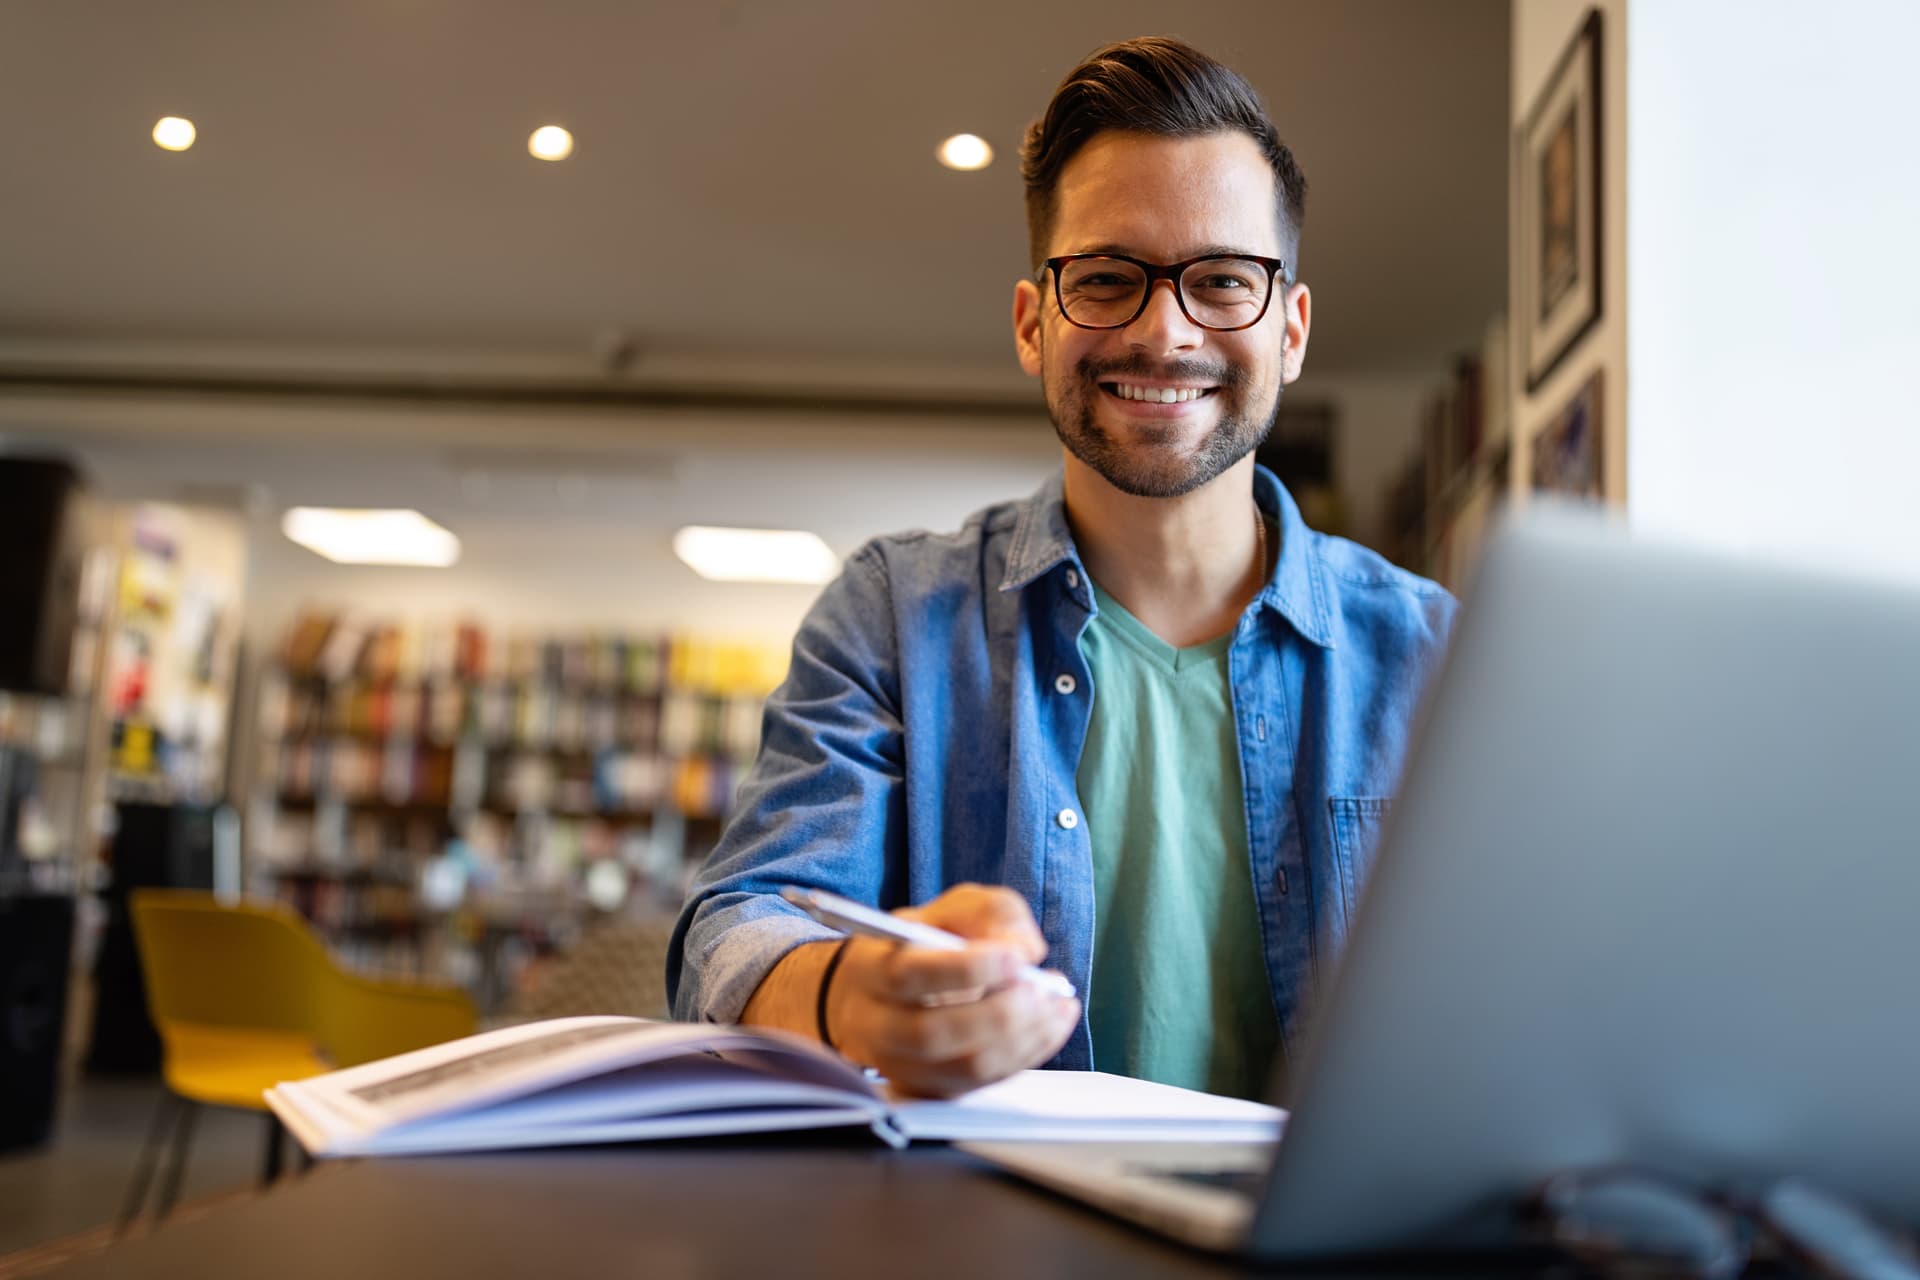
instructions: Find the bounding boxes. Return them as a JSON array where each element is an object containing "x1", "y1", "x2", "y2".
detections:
[{"x1": 1067, "y1": 242, "x2": 1266, "y2": 260}]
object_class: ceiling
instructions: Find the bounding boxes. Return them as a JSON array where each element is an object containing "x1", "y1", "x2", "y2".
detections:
[{"x1": 0, "y1": 0, "x2": 1509, "y2": 381}]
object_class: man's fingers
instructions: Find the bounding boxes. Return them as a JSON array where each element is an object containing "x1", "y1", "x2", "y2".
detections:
[
  {"x1": 864, "y1": 981, "x2": 1031, "y2": 1062},
  {"x1": 824, "y1": 885, "x2": 1067, "y2": 1095},
  {"x1": 864, "y1": 942, "x2": 1022, "y2": 1003},
  {"x1": 865, "y1": 977, "x2": 1068, "y2": 1065},
  {"x1": 904, "y1": 884, "x2": 1047, "y2": 964},
  {"x1": 885, "y1": 993, "x2": 1082, "y2": 1097},
  {"x1": 956, "y1": 1001, "x2": 1078, "y2": 1085}
]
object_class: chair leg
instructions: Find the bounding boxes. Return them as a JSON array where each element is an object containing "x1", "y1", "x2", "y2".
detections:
[
  {"x1": 261, "y1": 1112, "x2": 285, "y2": 1186},
  {"x1": 153, "y1": 1098, "x2": 200, "y2": 1220},
  {"x1": 115, "y1": 1091, "x2": 178, "y2": 1235}
]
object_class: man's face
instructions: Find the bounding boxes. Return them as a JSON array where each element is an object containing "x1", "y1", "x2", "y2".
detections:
[{"x1": 1013, "y1": 130, "x2": 1310, "y2": 500}]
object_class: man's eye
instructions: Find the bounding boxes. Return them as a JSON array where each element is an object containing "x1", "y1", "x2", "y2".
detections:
[
  {"x1": 1076, "y1": 273, "x2": 1136, "y2": 288},
  {"x1": 1194, "y1": 275, "x2": 1252, "y2": 291}
]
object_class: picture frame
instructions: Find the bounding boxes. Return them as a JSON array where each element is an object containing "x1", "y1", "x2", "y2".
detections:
[
  {"x1": 1530, "y1": 368, "x2": 1603, "y2": 498},
  {"x1": 1517, "y1": 9, "x2": 1603, "y2": 392}
]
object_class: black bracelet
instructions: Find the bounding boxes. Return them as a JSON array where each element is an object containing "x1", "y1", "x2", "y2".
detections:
[{"x1": 816, "y1": 938, "x2": 853, "y2": 1051}]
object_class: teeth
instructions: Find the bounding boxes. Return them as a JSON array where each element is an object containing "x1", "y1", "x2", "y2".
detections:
[{"x1": 1112, "y1": 384, "x2": 1206, "y2": 403}]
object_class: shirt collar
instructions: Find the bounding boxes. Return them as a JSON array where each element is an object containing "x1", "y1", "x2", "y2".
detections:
[
  {"x1": 999, "y1": 465, "x2": 1335, "y2": 649},
  {"x1": 1252, "y1": 464, "x2": 1336, "y2": 648},
  {"x1": 999, "y1": 471, "x2": 1076, "y2": 593}
]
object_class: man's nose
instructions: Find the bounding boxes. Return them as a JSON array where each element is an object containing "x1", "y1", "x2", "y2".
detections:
[{"x1": 1123, "y1": 279, "x2": 1205, "y2": 356}]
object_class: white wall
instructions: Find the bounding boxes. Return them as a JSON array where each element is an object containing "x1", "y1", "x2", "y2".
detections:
[
  {"x1": 1624, "y1": 1, "x2": 1920, "y2": 580},
  {"x1": 1511, "y1": 0, "x2": 1630, "y2": 507}
]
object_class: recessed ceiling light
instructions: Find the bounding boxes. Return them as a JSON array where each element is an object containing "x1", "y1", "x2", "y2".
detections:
[
  {"x1": 281, "y1": 508, "x2": 461, "y2": 567},
  {"x1": 528, "y1": 125, "x2": 574, "y2": 161},
  {"x1": 672, "y1": 526, "x2": 839, "y2": 585},
  {"x1": 152, "y1": 117, "x2": 197, "y2": 152},
  {"x1": 937, "y1": 133, "x2": 993, "y2": 171}
]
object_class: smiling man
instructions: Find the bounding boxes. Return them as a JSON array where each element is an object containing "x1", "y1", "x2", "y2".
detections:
[{"x1": 669, "y1": 37, "x2": 1454, "y2": 1100}]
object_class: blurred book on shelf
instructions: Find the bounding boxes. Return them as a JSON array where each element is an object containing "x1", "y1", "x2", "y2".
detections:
[
  {"x1": 251, "y1": 612, "x2": 789, "y2": 1012},
  {"x1": 102, "y1": 504, "x2": 247, "y2": 806},
  {"x1": 1, "y1": 495, "x2": 248, "y2": 902}
]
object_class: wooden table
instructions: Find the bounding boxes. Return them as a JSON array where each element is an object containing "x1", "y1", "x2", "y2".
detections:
[{"x1": 40, "y1": 1135, "x2": 1634, "y2": 1278}]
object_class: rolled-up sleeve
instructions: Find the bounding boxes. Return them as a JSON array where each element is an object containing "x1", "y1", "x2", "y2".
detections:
[{"x1": 668, "y1": 544, "x2": 906, "y2": 1023}]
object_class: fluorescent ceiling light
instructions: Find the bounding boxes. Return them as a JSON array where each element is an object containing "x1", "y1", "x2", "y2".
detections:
[
  {"x1": 282, "y1": 508, "x2": 461, "y2": 567},
  {"x1": 152, "y1": 117, "x2": 197, "y2": 152},
  {"x1": 937, "y1": 133, "x2": 992, "y2": 171},
  {"x1": 672, "y1": 526, "x2": 838, "y2": 585},
  {"x1": 528, "y1": 125, "x2": 574, "y2": 161}
]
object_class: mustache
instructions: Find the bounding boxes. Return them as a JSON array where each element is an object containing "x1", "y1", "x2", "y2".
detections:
[{"x1": 1075, "y1": 354, "x2": 1246, "y2": 388}]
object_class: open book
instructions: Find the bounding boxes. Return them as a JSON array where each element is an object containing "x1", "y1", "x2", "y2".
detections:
[{"x1": 265, "y1": 1016, "x2": 1285, "y2": 1156}]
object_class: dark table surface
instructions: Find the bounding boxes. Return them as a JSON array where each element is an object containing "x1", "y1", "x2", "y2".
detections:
[{"x1": 46, "y1": 1135, "x2": 1598, "y2": 1279}]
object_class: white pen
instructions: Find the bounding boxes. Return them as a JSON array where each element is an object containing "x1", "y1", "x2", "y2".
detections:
[{"x1": 780, "y1": 886, "x2": 1077, "y2": 1001}]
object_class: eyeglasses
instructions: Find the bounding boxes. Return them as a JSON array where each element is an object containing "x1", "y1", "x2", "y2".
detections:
[
  {"x1": 1038, "y1": 252, "x2": 1290, "y2": 333},
  {"x1": 1525, "y1": 1167, "x2": 1920, "y2": 1279}
]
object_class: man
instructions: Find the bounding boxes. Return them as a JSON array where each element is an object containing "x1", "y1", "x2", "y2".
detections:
[{"x1": 669, "y1": 36, "x2": 1454, "y2": 1100}]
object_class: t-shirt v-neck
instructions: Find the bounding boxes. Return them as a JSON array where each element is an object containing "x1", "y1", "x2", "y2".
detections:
[{"x1": 1073, "y1": 579, "x2": 1278, "y2": 1100}]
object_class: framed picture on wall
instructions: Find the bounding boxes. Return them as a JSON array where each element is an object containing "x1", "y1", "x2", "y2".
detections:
[
  {"x1": 1531, "y1": 369, "x2": 1603, "y2": 498},
  {"x1": 1517, "y1": 9, "x2": 1603, "y2": 392}
]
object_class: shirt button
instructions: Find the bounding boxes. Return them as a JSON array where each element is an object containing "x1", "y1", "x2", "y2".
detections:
[
  {"x1": 1056, "y1": 808, "x2": 1079, "y2": 830},
  {"x1": 1054, "y1": 674, "x2": 1077, "y2": 695},
  {"x1": 1065, "y1": 568, "x2": 1080, "y2": 589}
]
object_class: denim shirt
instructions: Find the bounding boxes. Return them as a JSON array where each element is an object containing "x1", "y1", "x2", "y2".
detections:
[{"x1": 669, "y1": 465, "x2": 1455, "y2": 1068}]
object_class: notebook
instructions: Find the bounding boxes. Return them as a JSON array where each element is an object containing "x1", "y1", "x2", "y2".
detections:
[{"x1": 265, "y1": 1015, "x2": 1283, "y2": 1156}]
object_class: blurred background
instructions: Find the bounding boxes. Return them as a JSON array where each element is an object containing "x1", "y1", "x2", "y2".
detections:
[{"x1": 5, "y1": 0, "x2": 1914, "y2": 1256}]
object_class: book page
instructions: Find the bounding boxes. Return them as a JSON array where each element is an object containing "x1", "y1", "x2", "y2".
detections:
[
  {"x1": 274, "y1": 1016, "x2": 875, "y2": 1143},
  {"x1": 333, "y1": 1106, "x2": 890, "y2": 1158},
  {"x1": 887, "y1": 1070, "x2": 1287, "y2": 1143},
  {"x1": 395, "y1": 1057, "x2": 879, "y2": 1136}
]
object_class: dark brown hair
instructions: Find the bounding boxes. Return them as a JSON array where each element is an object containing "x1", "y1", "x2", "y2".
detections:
[{"x1": 1019, "y1": 36, "x2": 1307, "y2": 278}]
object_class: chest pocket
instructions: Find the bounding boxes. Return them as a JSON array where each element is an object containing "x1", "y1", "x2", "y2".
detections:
[{"x1": 1328, "y1": 796, "x2": 1392, "y2": 931}]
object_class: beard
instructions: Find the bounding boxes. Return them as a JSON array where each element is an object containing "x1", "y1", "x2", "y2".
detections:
[{"x1": 1043, "y1": 349, "x2": 1281, "y2": 499}]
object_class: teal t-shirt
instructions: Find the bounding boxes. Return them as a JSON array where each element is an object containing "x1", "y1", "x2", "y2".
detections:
[{"x1": 1075, "y1": 581, "x2": 1280, "y2": 1100}]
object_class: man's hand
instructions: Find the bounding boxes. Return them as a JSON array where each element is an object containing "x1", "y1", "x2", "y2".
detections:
[{"x1": 821, "y1": 884, "x2": 1080, "y2": 1097}]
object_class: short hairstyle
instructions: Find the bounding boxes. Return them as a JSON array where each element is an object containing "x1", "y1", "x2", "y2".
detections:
[{"x1": 1019, "y1": 36, "x2": 1308, "y2": 280}]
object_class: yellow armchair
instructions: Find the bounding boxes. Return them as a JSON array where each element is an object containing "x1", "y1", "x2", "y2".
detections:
[{"x1": 119, "y1": 889, "x2": 475, "y2": 1228}]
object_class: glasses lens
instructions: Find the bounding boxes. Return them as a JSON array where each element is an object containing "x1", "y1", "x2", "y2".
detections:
[
  {"x1": 1056, "y1": 257, "x2": 1147, "y2": 327},
  {"x1": 1531, "y1": 1172, "x2": 1745, "y2": 1279},
  {"x1": 1179, "y1": 257, "x2": 1273, "y2": 329}
]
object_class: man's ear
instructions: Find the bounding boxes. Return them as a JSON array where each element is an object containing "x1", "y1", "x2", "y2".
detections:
[
  {"x1": 1281, "y1": 281, "x2": 1312, "y2": 385},
  {"x1": 1012, "y1": 277, "x2": 1044, "y2": 377}
]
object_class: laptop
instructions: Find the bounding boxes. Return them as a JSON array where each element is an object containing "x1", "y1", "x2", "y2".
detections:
[{"x1": 962, "y1": 503, "x2": 1920, "y2": 1259}]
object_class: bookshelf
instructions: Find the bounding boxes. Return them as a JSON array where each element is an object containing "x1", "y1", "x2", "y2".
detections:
[
  {"x1": 1, "y1": 501, "x2": 248, "y2": 899},
  {"x1": 249, "y1": 614, "x2": 787, "y2": 1007},
  {"x1": 101, "y1": 505, "x2": 248, "y2": 808}
]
